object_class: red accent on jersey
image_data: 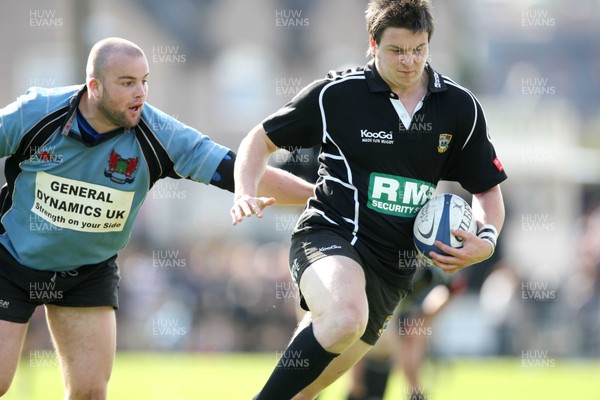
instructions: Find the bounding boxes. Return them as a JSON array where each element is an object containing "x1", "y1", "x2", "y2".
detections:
[{"x1": 493, "y1": 157, "x2": 504, "y2": 172}]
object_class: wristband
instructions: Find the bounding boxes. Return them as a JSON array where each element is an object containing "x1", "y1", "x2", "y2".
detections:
[{"x1": 477, "y1": 224, "x2": 498, "y2": 258}]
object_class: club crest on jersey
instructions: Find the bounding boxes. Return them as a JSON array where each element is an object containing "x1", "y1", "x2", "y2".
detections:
[
  {"x1": 437, "y1": 133, "x2": 452, "y2": 153},
  {"x1": 104, "y1": 149, "x2": 138, "y2": 184}
]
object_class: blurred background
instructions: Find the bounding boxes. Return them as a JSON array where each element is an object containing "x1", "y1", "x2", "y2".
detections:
[{"x1": 1, "y1": 0, "x2": 599, "y2": 396}]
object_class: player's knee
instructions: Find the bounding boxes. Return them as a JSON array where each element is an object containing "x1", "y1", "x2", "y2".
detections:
[{"x1": 320, "y1": 305, "x2": 367, "y2": 351}]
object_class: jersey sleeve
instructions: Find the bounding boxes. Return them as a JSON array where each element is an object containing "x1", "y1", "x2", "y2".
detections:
[
  {"x1": 442, "y1": 97, "x2": 507, "y2": 194},
  {"x1": 209, "y1": 150, "x2": 235, "y2": 192},
  {"x1": 0, "y1": 90, "x2": 37, "y2": 158},
  {"x1": 0, "y1": 86, "x2": 75, "y2": 159},
  {"x1": 262, "y1": 79, "x2": 327, "y2": 148},
  {"x1": 144, "y1": 106, "x2": 230, "y2": 185}
]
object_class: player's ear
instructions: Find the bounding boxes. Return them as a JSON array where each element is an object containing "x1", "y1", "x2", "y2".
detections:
[
  {"x1": 87, "y1": 77, "x2": 102, "y2": 98},
  {"x1": 368, "y1": 36, "x2": 378, "y2": 57}
]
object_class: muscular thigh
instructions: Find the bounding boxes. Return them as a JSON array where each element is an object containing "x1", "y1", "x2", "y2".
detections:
[
  {"x1": 290, "y1": 229, "x2": 367, "y2": 316},
  {"x1": 299, "y1": 255, "x2": 367, "y2": 316},
  {"x1": 45, "y1": 305, "x2": 116, "y2": 386}
]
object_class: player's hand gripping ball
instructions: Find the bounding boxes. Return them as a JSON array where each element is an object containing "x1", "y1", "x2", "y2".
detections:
[{"x1": 413, "y1": 194, "x2": 477, "y2": 266}]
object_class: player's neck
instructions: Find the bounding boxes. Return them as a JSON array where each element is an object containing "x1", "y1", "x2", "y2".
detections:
[
  {"x1": 78, "y1": 95, "x2": 119, "y2": 134},
  {"x1": 393, "y1": 73, "x2": 428, "y2": 117}
]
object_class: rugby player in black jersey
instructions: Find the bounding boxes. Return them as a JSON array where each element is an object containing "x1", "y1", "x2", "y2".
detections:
[{"x1": 231, "y1": 1, "x2": 506, "y2": 398}]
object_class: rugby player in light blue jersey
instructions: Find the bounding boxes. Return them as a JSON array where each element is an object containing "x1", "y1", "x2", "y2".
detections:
[{"x1": 0, "y1": 37, "x2": 313, "y2": 399}]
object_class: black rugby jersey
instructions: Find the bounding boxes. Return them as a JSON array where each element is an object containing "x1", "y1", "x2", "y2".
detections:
[{"x1": 263, "y1": 60, "x2": 507, "y2": 256}]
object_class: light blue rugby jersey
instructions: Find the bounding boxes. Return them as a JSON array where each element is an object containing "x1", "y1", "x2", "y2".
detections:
[{"x1": 0, "y1": 85, "x2": 229, "y2": 271}]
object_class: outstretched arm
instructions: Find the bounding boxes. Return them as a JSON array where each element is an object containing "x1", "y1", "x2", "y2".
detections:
[
  {"x1": 429, "y1": 184, "x2": 505, "y2": 273},
  {"x1": 260, "y1": 166, "x2": 314, "y2": 206},
  {"x1": 230, "y1": 124, "x2": 311, "y2": 225}
]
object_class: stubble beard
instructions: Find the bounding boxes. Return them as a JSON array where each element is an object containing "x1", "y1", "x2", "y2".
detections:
[{"x1": 97, "y1": 92, "x2": 139, "y2": 129}]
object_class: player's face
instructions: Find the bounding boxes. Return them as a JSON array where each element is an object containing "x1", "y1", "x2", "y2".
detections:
[
  {"x1": 371, "y1": 27, "x2": 429, "y2": 93},
  {"x1": 96, "y1": 53, "x2": 149, "y2": 129}
]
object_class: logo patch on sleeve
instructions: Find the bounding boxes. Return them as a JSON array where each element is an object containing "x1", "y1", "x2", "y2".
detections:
[{"x1": 493, "y1": 157, "x2": 504, "y2": 172}]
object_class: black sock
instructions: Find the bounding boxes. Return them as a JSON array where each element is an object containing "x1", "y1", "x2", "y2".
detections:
[
  {"x1": 363, "y1": 356, "x2": 392, "y2": 400},
  {"x1": 255, "y1": 324, "x2": 338, "y2": 400}
]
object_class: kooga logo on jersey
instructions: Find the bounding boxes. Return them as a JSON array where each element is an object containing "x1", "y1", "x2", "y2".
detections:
[
  {"x1": 361, "y1": 130, "x2": 392, "y2": 139},
  {"x1": 360, "y1": 129, "x2": 394, "y2": 144}
]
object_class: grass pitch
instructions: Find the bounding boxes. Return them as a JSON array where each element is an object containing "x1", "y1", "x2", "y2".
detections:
[{"x1": 7, "y1": 353, "x2": 599, "y2": 399}]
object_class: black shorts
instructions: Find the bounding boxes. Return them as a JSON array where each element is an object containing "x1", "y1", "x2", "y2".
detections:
[
  {"x1": 289, "y1": 228, "x2": 412, "y2": 345},
  {"x1": 0, "y1": 245, "x2": 120, "y2": 323},
  {"x1": 397, "y1": 266, "x2": 451, "y2": 318}
]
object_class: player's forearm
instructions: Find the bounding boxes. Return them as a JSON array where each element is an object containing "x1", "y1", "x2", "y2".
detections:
[
  {"x1": 472, "y1": 185, "x2": 505, "y2": 233},
  {"x1": 234, "y1": 124, "x2": 276, "y2": 200},
  {"x1": 258, "y1": 167, "x2": 314, "y2": 205}
]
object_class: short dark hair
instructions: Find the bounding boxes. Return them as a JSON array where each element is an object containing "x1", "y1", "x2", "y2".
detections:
[{"x1": 365, "y1": 0, "x2": 434, "y2": 45}]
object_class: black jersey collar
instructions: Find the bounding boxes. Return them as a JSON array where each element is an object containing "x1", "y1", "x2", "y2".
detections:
[
  {"x1": 364, "y1": 59, "x2": 391, "y2": 93},
  {"x1": 425, "y1": 63, "x2": 447, "y2": 93},
  {"x1": 365, "y1": 59, "x2": 447, "y2": 95}
]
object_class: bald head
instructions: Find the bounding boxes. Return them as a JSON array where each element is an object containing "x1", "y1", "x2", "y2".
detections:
[{"x1": 86, "y1": 37, "x2": 146, "y2": 81}]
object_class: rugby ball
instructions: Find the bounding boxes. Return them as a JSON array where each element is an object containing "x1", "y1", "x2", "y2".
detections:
[{"x1": 413, "y1": 194, "x2": 477, "y2": 264}]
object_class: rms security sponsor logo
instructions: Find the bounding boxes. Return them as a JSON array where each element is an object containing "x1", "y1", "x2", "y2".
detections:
[
  {"x1": 360, "y1": 129, "x2": 394, "y2": 145},
  {"x1": 368, "y1": 173, "x2": 436, "y2": 217},
  {"x1": 0, "y1": 299, "x2": 9, "y2": 309}
]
